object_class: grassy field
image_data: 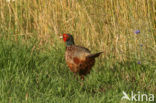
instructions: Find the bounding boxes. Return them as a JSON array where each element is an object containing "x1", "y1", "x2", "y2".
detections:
[{"x1": 0, "y1": 0, "x2": 156, "y2": 103}]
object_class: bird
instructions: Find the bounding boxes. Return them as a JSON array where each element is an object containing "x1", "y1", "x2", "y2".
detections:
[{"x1": 60, "y1": 33, "x2": 103, "y2": 80}]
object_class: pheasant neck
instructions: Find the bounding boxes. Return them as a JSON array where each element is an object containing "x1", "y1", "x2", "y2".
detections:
[
  {"x1": 66, "y1": 41, "x2": 74, "y2": 46},
  {"x1": 66, "y1": 37, "x2": 75, "y2": 46}
]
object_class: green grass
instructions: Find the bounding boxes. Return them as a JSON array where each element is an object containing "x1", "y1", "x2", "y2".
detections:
[
  {"x1": 0, "y1": 0, "x2": 156, "y2": 103},
  {"x1": 0, "y1": 36, "x2": 155, "y2": 103}
]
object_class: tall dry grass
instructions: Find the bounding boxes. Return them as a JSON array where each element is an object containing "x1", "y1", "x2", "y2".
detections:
[{"x1": 0, "y1": 0, "x2": 155, "y2": 63}]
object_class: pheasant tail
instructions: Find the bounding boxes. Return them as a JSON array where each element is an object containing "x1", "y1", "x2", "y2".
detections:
[{"x1": 87, "y1": 52, "x2": 103, "y2": 59}]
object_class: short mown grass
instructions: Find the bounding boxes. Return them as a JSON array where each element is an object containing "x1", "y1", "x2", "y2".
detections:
[{"x1": 0, "y1": 0, "x2": 156, "y2": 103}]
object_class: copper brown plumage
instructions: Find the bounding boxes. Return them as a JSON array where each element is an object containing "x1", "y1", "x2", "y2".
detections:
[{"x1": 60, "y1": 33, "x2": 103, "y2": 79}]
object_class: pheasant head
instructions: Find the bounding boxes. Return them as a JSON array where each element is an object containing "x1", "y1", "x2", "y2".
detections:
[{"x1": 60, "y1": 33, "x2": 75, "y2": 46}]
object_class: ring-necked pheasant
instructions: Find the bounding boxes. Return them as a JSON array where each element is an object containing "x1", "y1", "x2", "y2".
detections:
[{"x1": 60, "y1": 33, "x2": 103, "y2": 79}]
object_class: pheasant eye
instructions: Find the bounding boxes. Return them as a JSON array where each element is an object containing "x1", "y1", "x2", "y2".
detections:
[
  {"x1": 63, "y1": 34, "x2": 69, "y2": 39},
  {"x1": 63, "y1": 34, "x2": 69, "y2": 42}
]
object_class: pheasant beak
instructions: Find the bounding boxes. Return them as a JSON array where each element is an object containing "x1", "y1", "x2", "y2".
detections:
[{"x1": 59, "y1": 35, "x2": 63, "y2": 39}]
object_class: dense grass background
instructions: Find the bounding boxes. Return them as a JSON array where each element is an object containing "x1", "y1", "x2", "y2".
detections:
[{"x1": 0, "y1": 0, "x2": 156, "y2": 103}]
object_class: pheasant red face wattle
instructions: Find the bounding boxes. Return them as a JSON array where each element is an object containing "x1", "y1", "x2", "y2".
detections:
[{"x1": 63, "y1": 34, "x2": 69, "y2": 42}]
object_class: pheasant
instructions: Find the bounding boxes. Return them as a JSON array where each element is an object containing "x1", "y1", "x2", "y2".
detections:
[{"x1": 60, "y1": 33, "x2": 103, "y2": 79}]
